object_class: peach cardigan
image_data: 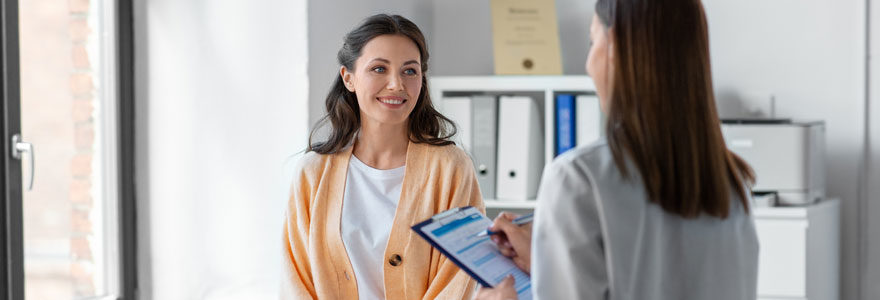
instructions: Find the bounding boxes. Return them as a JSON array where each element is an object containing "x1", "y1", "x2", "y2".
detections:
[{"x1": 282, "y1": 141, "x2": 484, "y2": 299}]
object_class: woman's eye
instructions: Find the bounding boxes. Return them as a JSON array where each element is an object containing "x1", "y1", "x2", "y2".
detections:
[
  {"x1": 404, "y1": 68, "x2": 418, "y2": 76},
  {"x1": 372, "y1": 66, "x2": 386, "y2": 73}
]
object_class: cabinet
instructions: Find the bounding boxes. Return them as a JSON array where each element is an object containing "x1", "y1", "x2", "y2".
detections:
[{"x1": 754, "y1": 199, "x2": 840, "y2": 300}]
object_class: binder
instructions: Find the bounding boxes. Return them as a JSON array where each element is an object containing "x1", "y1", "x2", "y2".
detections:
[
  {"x1": 576, "y1": 94, "x2": 602, "y2": 147},
  {"x1": 441, "y1": 97, "x2": 473, "y2": 152},
  {"x1": 496, "y1": 96, "x2": 544, "y2": 200},
  {"x1": 555, "y1": 94, "x2": 576, "y2": 156},
  {"x1": 470, "y1": 96, "x2": 499, "y2": 199}
]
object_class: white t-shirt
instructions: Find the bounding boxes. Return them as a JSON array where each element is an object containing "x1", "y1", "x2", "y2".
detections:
[{"x1": 341, "y1": 155, "x2": 405, "y2": 300}]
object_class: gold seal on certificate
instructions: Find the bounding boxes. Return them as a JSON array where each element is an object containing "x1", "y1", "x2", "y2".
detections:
[{"x1": 490, "y1": 0, "x2": 563, "y2": 75}]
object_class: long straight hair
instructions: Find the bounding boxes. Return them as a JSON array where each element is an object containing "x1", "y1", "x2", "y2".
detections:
[
  {"x1": 596, "y1": 0, "x2": 755, "y2": 218},
  {"x1": 308, "y1": 14, "x2": 456, "y2": 154}
]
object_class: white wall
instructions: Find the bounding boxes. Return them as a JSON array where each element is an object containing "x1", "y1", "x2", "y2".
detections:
[
  {"x1": 430, "y1": 0, "x2": 493, "y2": 76},
  {"x1": 431, "y1": 0, "x2": 593, "y2": 76},
  {"x1": 703, "y1": 1, "x2": 867, "y2": 299},
  {"x1": 306, "y1": 0, "x2": 433, "y2": 127},
  {"x1": 135, "y1": 0, "x2": 308, "y2": 299}
]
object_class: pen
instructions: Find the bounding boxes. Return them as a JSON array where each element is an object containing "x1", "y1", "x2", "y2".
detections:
[{"x1": 476, "y1": 213, "x2": 535, "y2": 237}]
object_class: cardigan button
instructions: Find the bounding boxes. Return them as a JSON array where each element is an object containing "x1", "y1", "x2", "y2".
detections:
[{"x1": 388, "y1": 254, "x2": 403, "y2": 266}]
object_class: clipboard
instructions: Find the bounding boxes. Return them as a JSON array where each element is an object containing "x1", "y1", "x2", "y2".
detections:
[{"x1": 411, "y1": 206, "x2": 532, "y2": 299}]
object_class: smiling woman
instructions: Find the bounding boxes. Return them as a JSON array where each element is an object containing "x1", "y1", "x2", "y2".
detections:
[
  {"x1": 308, "y1": 14, "x2": 456, "y2": 155},
  {"x1": 340, "y1": 34, "x2": 424, "y2": 160},
  {"x1": 284, "y1": 14, "x2": 484, "y2": 300}
]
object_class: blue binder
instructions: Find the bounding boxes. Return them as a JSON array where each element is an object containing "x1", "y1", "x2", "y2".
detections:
[{"x1": 555, "y1": 94, "x2": 576, "y2": 156}]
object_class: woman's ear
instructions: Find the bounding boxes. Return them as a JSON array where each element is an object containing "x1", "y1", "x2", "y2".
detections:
[
  {"x1": 606, "y1": 27, "x2": 615, "y2": 59},
  {"x1": 340, "y1": 66, "x2": 355, "y2": 92}
]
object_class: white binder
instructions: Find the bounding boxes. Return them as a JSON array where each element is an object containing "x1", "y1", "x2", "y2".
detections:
[
  {"x1": 441, "y1": 97, "x2": 473, "y2": 152},
  {"x1": 470, "y1": 96, "x2": 498, "y2": 199},
  {"x1": 496, "y1": 96, "x2": 544, "y2": 200},
  {"x1": 441, "y1": 95, "x2": 499, "y2": 199},
  {"x1": 576, "y1": 94, "x2": 602, "y2": 147}
]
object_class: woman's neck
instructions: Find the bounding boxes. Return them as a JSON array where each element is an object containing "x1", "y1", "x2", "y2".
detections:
[{"x1": 353, "y1": 120, "x2": 409, "y2": 170}]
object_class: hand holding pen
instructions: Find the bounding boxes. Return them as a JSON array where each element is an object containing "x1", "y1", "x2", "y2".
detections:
[
  {"x1": 486, "y1": 212, "x2": 534, "y2": 274},
  {"x1": 477, "y1": 213, "x2": 534, "y2": 237}
]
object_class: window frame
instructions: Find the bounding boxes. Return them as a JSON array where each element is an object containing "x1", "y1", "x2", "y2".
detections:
[
  {"x1": 116, "y1": 0, "x2": 138, "y2": 298},
  {"x1": 1, "y1": 0, "x2": 25, "y2": 298}
]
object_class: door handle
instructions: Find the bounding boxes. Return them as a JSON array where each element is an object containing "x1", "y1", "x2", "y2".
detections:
[{"x1": 11, "y1": 134, "x2": 34, "y2": 191}]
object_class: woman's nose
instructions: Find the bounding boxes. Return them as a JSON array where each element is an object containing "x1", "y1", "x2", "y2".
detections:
[{"x1": 386, "y1": 73, "x2": 404, "y2": 91}]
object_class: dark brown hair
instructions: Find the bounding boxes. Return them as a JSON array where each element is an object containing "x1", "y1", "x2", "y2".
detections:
[
  {"x1": 308, "y1": 14, "x2": 456, "y2": 154},
  {"x1": 595, "y1": 0, "x2": 755, "y2": 218}
]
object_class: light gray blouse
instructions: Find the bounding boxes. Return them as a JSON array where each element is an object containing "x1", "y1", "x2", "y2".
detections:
[{"x1": 531, "y1": 139, "x2": 759, "y2": 300}]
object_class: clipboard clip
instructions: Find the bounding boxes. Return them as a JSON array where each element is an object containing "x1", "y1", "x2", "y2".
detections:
[{"x1": 431, "y1": 207, "x2": 468, "y2": 226}]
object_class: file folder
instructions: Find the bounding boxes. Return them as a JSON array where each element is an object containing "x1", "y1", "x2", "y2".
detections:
[
  {"x1": 470, "y1": 96, "x2": 499, "y2": 200},
  {"x1": 555, "y1": 94, "x2": 576, "y2": 156},
  {"x1": 496, "y1": 96, "x2": 544, "y2": 200},
  {"x1": 576, "y1": 94, "x2": 602, "y2": 147},
  {"x1": 442, "y1": 97, "x2": 473, "y2": 153}
]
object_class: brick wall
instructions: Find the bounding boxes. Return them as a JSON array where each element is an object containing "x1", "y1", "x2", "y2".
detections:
[
  {"x1": 68, "y1": 0, "x2": 96, "y2": 297},
  {"x1": 19, "y1": 0, "x2": 105, "y2": 298}
]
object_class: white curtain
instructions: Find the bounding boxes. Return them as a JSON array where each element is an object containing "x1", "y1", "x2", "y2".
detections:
[{"x1": 135, "y1": 0, "x2": 308, "y2": 298}]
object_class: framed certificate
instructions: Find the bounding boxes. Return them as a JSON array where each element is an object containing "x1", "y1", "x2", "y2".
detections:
[{"x1": 490, "y1": 0, "x2": 563, "y2": 75}]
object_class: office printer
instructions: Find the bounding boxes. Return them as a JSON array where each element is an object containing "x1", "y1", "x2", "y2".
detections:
[{"x1": 721, "y1": 120, "x2": 825, "y2": 206}]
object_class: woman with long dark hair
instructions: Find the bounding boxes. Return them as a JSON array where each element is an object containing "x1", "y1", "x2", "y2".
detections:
[
  {"x1": 282, "y1": 14, "x2": 482, "y2": 299},
  {"x1": 476, "y1": 0, "x2": 759, "y2": 299}
]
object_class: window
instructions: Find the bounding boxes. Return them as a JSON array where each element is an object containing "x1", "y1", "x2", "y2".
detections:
[{"x1": 2, "y1": 0, "x2": 136, "y2": 299}]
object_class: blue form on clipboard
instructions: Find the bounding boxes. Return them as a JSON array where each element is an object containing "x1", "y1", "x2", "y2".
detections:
[{"x1": 411, "y1": 206, "x2": 532, "y2": 300}]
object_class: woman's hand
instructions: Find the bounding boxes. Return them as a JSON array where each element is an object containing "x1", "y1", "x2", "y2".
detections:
[
  {"x1": 475, "y1": 275, "x2": 519, "y2": 300},
  {"x1": 489, "y1": 212, "x2": 533, "y2": 274}
]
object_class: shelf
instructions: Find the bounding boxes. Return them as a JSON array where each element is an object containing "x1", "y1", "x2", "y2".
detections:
[
  {"x1": 431, "y1": 75, "x2": 599, "y2": 199},
  {"x1": 752, "y1": 198, "x2": 840, "y2": 219},
  {"x1": 483, "y1": 199, "x2": 537, "y2": 209},
  {"x1": 431, "y1": 75, "x2": 597, "y2": 164},
  {"x1": 429, "y1": 75, "x2": 595, "y2": 94}
]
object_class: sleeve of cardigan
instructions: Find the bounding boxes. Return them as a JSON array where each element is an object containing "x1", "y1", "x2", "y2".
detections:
[
  {"x1": 281, "y1": 168, "x2": 318, "y2": 300},
  {"x1": 422, "y1": 155, "x2": 485, "y2": 300}
]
